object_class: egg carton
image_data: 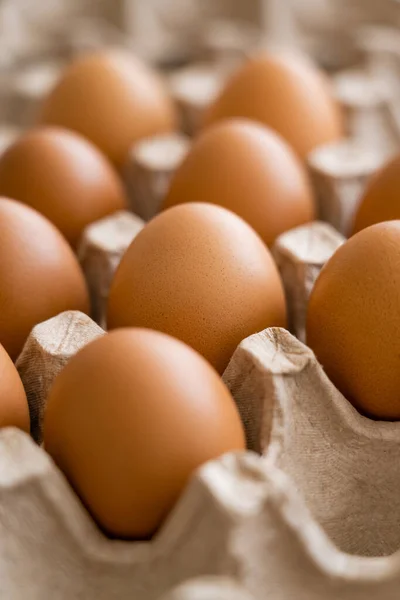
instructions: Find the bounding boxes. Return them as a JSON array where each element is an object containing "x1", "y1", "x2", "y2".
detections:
[
  {"x1": 3, "y1": 300, "x2": 400, "y2": 599},
  {"x1": 160, "y1": 577, "x2": 255, "y2": 600},
  {"x1": 124, "y1": 133, "x2": 190, "y2": 220},
  {"x1": 0, "y1": 207, "x2": 394, "y2": 600},
  {"x1": 1, "y1": 8, "x2": 400, "y2": 600}
]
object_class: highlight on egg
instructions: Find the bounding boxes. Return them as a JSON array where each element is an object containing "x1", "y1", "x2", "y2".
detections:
[
  {"x1": 352, "y1": 153, "x2": 400, "y2": 235},
  {"x1": 162, "y1": 119, "x2": 315, "y2": 247},
  {"x1": 0, "y1": 197, "x2": 89, "y2": 360},
  {"x1": 203, "y1": 50, "x2": 344, "y2": 160},
  {"x1": 107, "y1": 203, "x2": 287, "y2": 374},
  {"x1": 306, "y1": 221, "x2": 400, "y2": 420},
  {"x1": 0, "y1": 127, "x2": 127, "y2": 246},
  {"x1": 37, "y1": 50, "x2": 178, "y2": 167},
  {"x1": 44, "y1": 328, "x2": 245, "y2": 539}
]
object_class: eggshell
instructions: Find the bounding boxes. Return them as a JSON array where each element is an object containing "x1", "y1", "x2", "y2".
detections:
[
  {"x1": 0, "y1": 342, "x2": 29, "y2": 432},
  {"x1": 203, "y1": 51, "x2": 344, "y2": 160},
  {"x1": 43, "y1": 328, "x2": 245, "y2": 539},
  {"x1": 0, "y1": 198, "x2": 89, "y2": 360},
  {"x1": 107, "y1": 203, "x2": 287, "y2": 374},
  {"x1": 37, "y1": 50, "x2": 177, "y2": 167},
  {"x1": 163, "y1": 119, "x2": 315, "y2": 246},
  {"x1": 352, "y1": 154, "x2": 400, "y2": 235},
  {"x1": 306, "y1": 222, "x2": 400, "y2": 420},
  {"x1": 0, "y1": 127, "x2": 127, "y2": 246}
]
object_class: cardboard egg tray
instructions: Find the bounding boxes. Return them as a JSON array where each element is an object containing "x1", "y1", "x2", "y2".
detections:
[{"x1": 2, "y1": 3, "x2": 400, "y2": 599}]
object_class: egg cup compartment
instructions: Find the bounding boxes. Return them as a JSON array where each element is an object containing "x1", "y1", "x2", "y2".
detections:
[
  {"x1": 15, "y1": 311, "x2": 104, "y2": 444},
  {"x1": 3, "y1": 11, "x2": 400, "y2": 599},
  {"x1": 78, "y1": 211, "x2": 144, "y2": 327},
  {"x1": 167, "y1": 64, "x2": 228, "y2": 136},
  {"x1": 272, "y1": 221, "x2": 344, "y2": 341},
  {"x1": 224, "y1": 327, "x2": 400, "y2": 559},
  {"x1": 124, "y1": 133, "x2": 190, "y2": 222},
  {"x1": 307, "y1": 140, "x2": 384, "y2": 236},
  {"x1": 332, "y1": 68, "x2": 399, "y2": 161},
  {"x1": 2, "y1": 323, "x2": 400, "y2": 599}
]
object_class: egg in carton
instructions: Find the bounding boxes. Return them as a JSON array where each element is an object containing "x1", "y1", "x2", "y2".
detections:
[
  {"x1": 2, "y1": 297, "x2": 400, "y2": 598},
  {"x1": 2, "y1": 11, "x2": 400, "y2": 599},
  {"x1": 3, "y1": 134, "x2": 400, "y2": 600}
]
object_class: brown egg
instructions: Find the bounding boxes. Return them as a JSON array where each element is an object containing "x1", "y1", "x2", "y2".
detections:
[
  {"x1": 107, "y1": 203, "x2": 287, "y2": 374},
  {"x1": 0, "y1": 343, "x2": 29, "y2": 432},
  {"x1": 0, "y1": 127, "x2": 127, "y2": 246},
  {"x1": 163, "y1": 119, "x2": 315, "y2": 247},
  {"x1": 38, "y1": 50, "x2": 177, "y2": 167},
  {"x1": 352, "y1": 154, "x2": 400, "y2": 235},
  {"x1": 306, "y1": 222, "x2": 400, "y2": 420},
  {"x1": 44, "y1": 328, "x2": 245, "y2": 539},
  {"x1": 203, "y1": 51, "x2": 344, "y2": 160},
  {"x1": 0, "y1": 198, "x2": 89, "y2": 360}
]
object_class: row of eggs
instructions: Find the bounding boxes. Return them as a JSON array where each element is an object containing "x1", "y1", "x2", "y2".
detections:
[{"x1": 0, "y1": 46, "x2": 399, "y2": 540}]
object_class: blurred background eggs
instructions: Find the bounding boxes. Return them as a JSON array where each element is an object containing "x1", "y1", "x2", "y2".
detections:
[
  {"x1": 0, "y1": 197, "x2": 89, "y2": 360},
  {"x1": 0, "y1": 127, "x2": 127, "y2": 246},
  {"x1": 307, "y1": 221, "x2": 400, "y2": 420},
  {"x1": 38, "y1": 50, "x2": 178, "y2": 168},
  {"x1": 0, "y1": 343, "x2": 29, "y2": 432},
  {"x1": 107, "y1": 203, "x2": 287, "y2": 374},
  {"x1": 352, "y1": 154, "x2": 400, "y2": 235},
  {"x1": 203, "y1": 51, "x2": 344, "y2": 160},
  {"x1": 163, "y1": 119, "x2": 315, "y2": 246},
  {"x1": 44, "y1": 328, "x2": 245, "y2": 539}
]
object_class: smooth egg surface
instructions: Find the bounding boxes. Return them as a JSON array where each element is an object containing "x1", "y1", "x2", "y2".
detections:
[
  {"x1": 107, "y1": 203, "x2": 287, "y2": 374},
  {"x1": 38, "y1": 50, "x2": 177, "y2": 167},
  {"x1": 163, "y1": 119, "x2": 315, "y2": 246},
  {"x1": 352, "y1": 154, "x2": 400, "y2": 235},
  {"x1": 44, "y1": 328, "x2": 245, "y2": 539},
  {"x1": 0, "y1": 197, "x2": 89, "y2": 360},
  {"x1": 0, "y1": 127, "x2": 127, "y2": 246},
  {"x1": 307, "y1": 221, "x2": 400, "y2": 420},
  {"x1": 203, "y1": 51, "x2": 344, "y2": 160}
]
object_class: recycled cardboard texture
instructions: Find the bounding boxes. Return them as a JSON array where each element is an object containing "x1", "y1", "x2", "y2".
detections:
[
  {"x1": 308, "y1": 141, "x2": 383, "y2": 236},
  {"x1": 199, "y1": 19, "x2": 259, "y2": 69},
  {"x1": 357, "y1": 24, "x2": 400, "y2": 117},
  {"x1": 125, "y1": 134, "x2": 190, "y2": 221},
  {"x1": 1, "y1": 325, "x2": 400, "y2": 598},
  {"x1": 9, "y1": 60, "x2": 64, "y2": 126},
  {"x1": 332, "y1": 68, "x2": 400, "y2": 162},
  {"x1": 168, "y1": 65, "x2": 226, "y2": 135},
  {"x1": 272, "y1": 221, "x2": 345, "y2": 342},
  {"x1": 2, "y1": 4, "x2": 400, "y2": 599},
  {"x1": 16, "y1": 310, "x2": 104, "y2": 444},
  {"x1": 223, "y1": 328, "x2": 400, "y2": 558},
  {"x1": 78, "y1": 211, "x2": 144, "y2": 326},
  {"x1": 358, "y1": 26, "x2": 400, "y2": 143}
]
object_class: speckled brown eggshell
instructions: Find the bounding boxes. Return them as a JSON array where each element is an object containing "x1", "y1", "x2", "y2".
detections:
[
  {"x1": 0, "y1": 197, "x2": 89, "y2": 360},
  {"x1": 352, "y1": 154, "x2": 400, "y2": 235},
  {"x1": 44, "y1": 328, "x2": 245, "y2": 539},
  {"x1": 0, "y1": 127, "x2": 127, "y2": 246},
  {"x1": 0, "y1": 342, "x2": 30, "y2": 432},
  {"x1": 107, "y1": 203, "x2": 287, "y2": 374},
  {"x1": 163, "y1": 119, "x2": 315, "y2": 247},
  {"x1": 38, "y1": 50, "x2": 177, "y2": 167},
  {"x1": 203, "y1": 51, "x2": 344, "y2": 160},
  {"x1": 307, "y1": 221, "x2": 400, "y2": 420}
]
